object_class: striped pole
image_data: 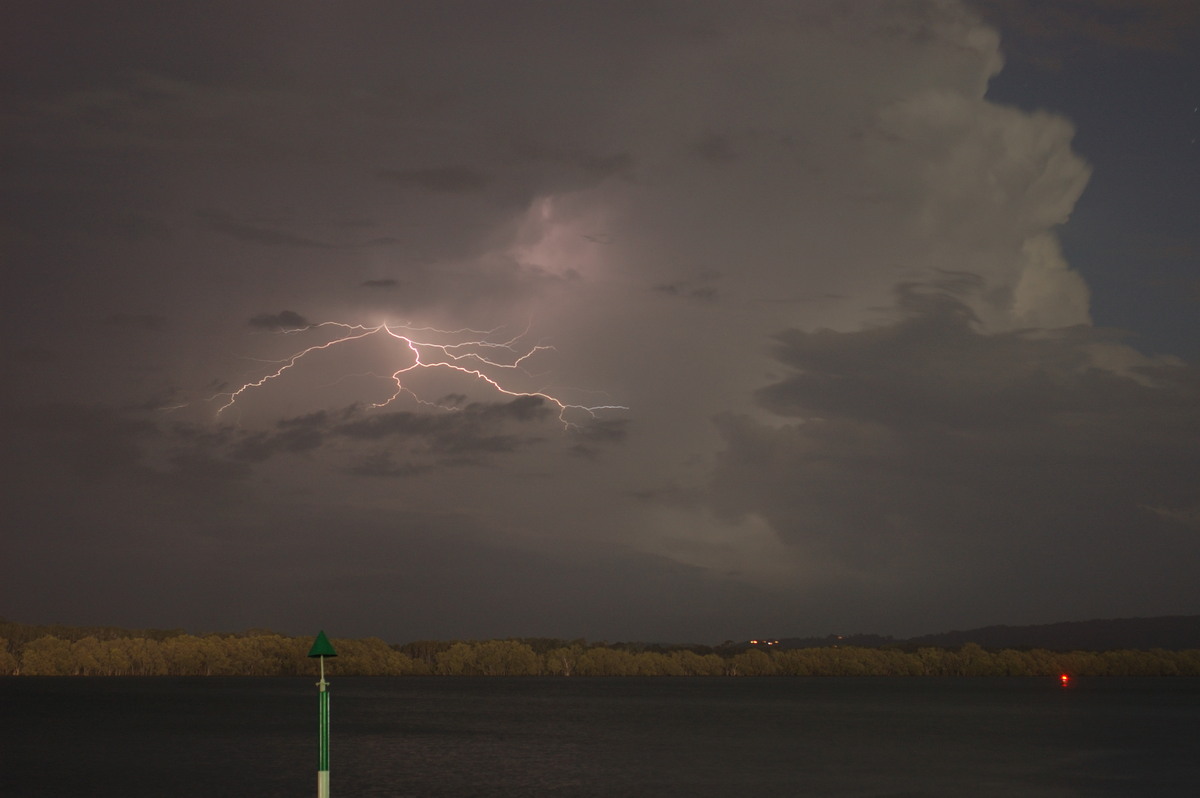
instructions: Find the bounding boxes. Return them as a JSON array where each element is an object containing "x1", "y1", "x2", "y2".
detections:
[{"x1": 308, "y1": 632, "x2": 338, "y2": 798}]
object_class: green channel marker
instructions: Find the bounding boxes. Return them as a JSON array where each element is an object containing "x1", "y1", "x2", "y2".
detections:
[{"x1": 308, "y1": 631, "x2": 338, "y2": 798}]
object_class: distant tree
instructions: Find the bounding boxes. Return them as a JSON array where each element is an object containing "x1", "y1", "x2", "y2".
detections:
[
  {"x1": 729, "y1": 648, "x2": 776, "y2": 676},
  {"x1": 545, "y1": 643, "x2": 586, "y2": 676},
  {"x1": 1147, "y1": 648, "x2": 1182, "y2": 676},
  {"x1": 398, "y1": 640, "x2": 454, "y2": 669},
  {"x1": 1179, "y1": 650, "x2": 1200, "y2": 676},
  {"x1": 0, "y1": 637, "x2": 20, "y2": 675},
  {"x1": 70, "y1": 637, "x2": 104, "y2": 676},
  {"x1": 432, "y1": 640, "x2": 541, "y2": 676},
  {"x1": 993, "y1": 649, "x2": 1033, "y2": 677},
  {"x1": 953, "y1": 642, "x2": 992, "y2": 676},
  {"x1": 194, "y1": 636, "x2": 231, "y2": 676},
  {"x1": 474, "y1": 640, "x2": 541, "y2": 676},
  {"x1": 256, "y1": 634, "x2": 308, "y2": 676},
  {"x1": 633, "y1": 651, "x2": 684, "y2": 676},
  {"x1": 575, "y1": 646, "x2": 638, "y2": 676},
  {"x1": 824, "y1": 647, "x2": 871, "y2": 676},
  {"x1": 670, "y1": 650, "x2": 726, "y2": 676},
  {"x1": 96, "y1": 638, "x2": 133, "y2": 675},
  {"x1": 331, "y1": 637, "x2": 416, "y2": 676},
  {"x1": 515, "y1": 638, "x2": 581, "y2": 656},
  {"x1": 876, "y1": 648, "x2": 924, "y2": 676},
  {"x1": 21, "y1": 636, "x2": 74, "y2": 675},
  {"x1": 160, "y1": 635, "x2": 206, "y2": 676},
  {"x1": 124, "y1": 637, "x2": 167, "y2": 676},
  {"x1": 770, "y1": 649, "x2": 814, "y2": 676},
  {"x1": 916, "y1": 647, "x2": 947, "y2": 676},
  {"x1": 435, "y1": 642, "x2": 476, "y2": 675}
]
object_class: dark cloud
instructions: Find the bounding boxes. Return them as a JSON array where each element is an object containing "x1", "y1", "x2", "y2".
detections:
[
  {"x1": 248, "y1": 310, "x2": 309, "y2": 331},
  {"x1": 9, "y1": 403, "x2": 158, "y2": 483},
  {"x1": 974, "y1": 0, "x2": 1200, "y2": 59},
  {"x1": 570, "y1": 151, "x2": 636, "y2": 179},
  {"x1": 101, "y1": 313, "x2": 167, "y2": 331},
  {"x1": 470, "y1": 394, "x2": 550, "y2": 423},
  {"x1": 569, "y1": 418, "x2": 631, "y2": 459},
  {"x1": 652, "y1": 273, "x2": 722, "y2": 302},
  {"x1": 232, "y1": 426, "x2": 326, "y2": 462},
  {"x1": 172, "y1": 397, "x2": 556, "y2": 471},
  {"x1": 510, "y1": 144, "x2": 636, "y2": 180},
  {"x1": 276, "y1": 409, "x2": 336, "y2": 429},
  {"x1": 199, "y1": 211, "x2": 337, "y2": 249},
  {"x1": 0, "y1": 186, "x2": 171, "y2": 241},
  {"x1": 334, "y1": 397, "x2": 550, "y2": 456},
  {"x1": 573, "y1": 418, "x2": 631, "y2": 444},
  {"x1": 695, "y1": 133, "x2": 737, "y2": 164},
  {"x1": 376, "y1": 166, "x2": 492, "y2": 193},
  {"x1": 11, "y1": 345, "x2": 64, "y2": 364},
  {"x1": 344, "y1": 452, "x2": 435, "y2": 479},
  {"x1": 653, "y1": 282, "x2": 720, "y2": 302},
  {"x1": 165, "y1": 450, "x2": 254, "y2": 483}
]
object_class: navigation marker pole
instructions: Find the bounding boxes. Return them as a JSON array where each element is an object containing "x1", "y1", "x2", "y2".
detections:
[{"x1": 308, "y1": 631, "x2": 338, "y2": 798}]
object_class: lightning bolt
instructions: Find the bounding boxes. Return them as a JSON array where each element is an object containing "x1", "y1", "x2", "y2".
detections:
[{"x1": 212, "y1": 321, "x2": 625, "y2": 427}]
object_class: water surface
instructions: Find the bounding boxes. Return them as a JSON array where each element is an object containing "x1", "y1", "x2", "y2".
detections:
[{"x1": 4, "y1": 676, "x2": 1197, "y2": 796}]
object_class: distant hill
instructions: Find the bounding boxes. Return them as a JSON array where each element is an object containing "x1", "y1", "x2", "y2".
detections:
[
  {"x1": 770, "y1": 616, "x2": 1200, "y2": 652},
  {"x1": 905, "y1": 616, "x2": 1200, "y2": 651}
]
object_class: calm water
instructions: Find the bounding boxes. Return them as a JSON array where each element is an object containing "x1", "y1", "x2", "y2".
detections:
[{"x1": 3, "y1": 676, "x2": 1198, "y2": 796}]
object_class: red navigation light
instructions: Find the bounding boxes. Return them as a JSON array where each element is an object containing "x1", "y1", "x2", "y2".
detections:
[{"x1": 1060, "y1": 673, "x2": 1070, "y2": 686}]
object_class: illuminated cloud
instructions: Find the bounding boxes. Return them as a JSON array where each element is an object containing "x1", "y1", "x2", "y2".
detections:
[{"x1": 687, "y1": 282, "x2": 1200, "y2": 625}]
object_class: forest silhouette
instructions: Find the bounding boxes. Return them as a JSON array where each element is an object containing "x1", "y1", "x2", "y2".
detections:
[{"x1": 3, "y1": 620, "x2": 1198, "y2": 677}]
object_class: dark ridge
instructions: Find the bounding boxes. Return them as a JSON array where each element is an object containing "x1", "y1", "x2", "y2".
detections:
[
  {"x1": 903, "y1": 616, "x2": 1200, "y2": 651},
  {"x1": 765, "y1": 616, "x2": 1200, "y2": 652}
]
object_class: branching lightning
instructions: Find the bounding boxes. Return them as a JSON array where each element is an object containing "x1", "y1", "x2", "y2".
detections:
[{"x1": 213, "y1": 321, "x2": 625, "y2": 427}]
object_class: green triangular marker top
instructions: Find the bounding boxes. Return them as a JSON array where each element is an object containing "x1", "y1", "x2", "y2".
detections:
[{"x1": 308, "y1": 630, "x2": 338, "y2": 658}]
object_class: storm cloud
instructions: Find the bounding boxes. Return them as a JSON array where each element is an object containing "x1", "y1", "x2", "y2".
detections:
[{"x1": 3, "y1": 0, "x2": 1198, "y2": 642}]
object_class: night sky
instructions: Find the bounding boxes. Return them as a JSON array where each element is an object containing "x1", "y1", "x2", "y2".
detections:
[{"x1": 4, "y1": 1, "x2": 1199, "y2": 644}]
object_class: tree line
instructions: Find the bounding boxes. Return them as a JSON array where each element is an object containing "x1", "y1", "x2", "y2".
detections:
[{"x1": 2, "y1": 621, "x2": 1199, "y2": 677}]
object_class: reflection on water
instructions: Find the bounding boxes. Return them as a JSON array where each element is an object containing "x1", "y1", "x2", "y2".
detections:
[{"x1": 4, "y1": 676, "x2": 1199, "y2": 797}]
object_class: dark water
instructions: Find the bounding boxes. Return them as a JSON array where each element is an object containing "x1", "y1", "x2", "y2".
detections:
[{"x1": 4, "y1": 676, "x2": 1198, "y2": 796}]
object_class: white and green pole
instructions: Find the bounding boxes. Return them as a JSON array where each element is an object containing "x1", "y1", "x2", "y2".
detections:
[{"x1": 308, "y1": 631, "x2": 338, "y2": 798}]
